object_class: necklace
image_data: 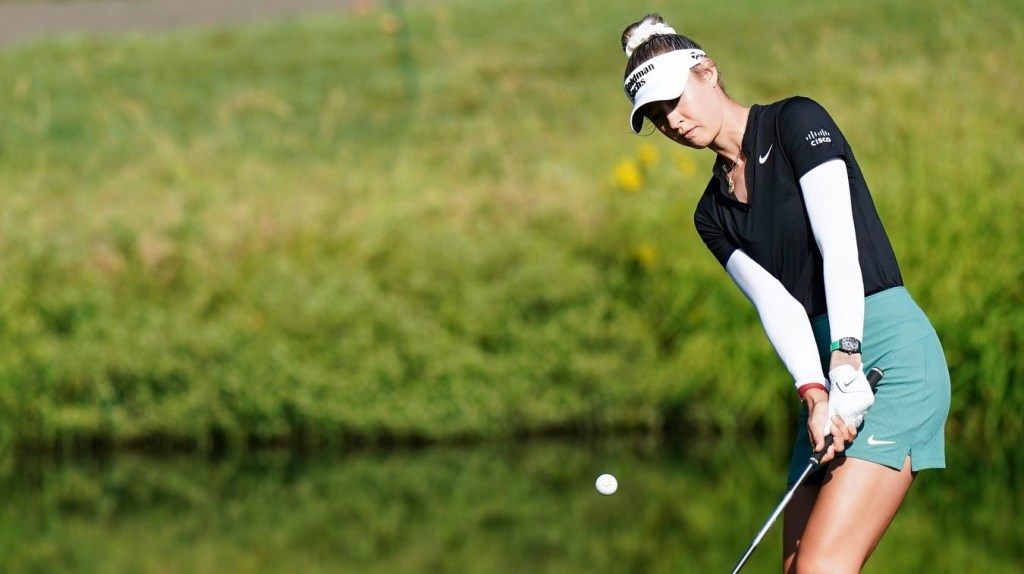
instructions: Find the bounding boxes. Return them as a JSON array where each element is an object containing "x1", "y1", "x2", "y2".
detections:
[{"x1": 722, "y1": 162, "x2": 736, "y2": 195}]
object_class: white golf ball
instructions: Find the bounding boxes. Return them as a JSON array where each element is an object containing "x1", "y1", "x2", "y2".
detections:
[{"x1": 595, "y1": 473, "x2": 618, "y2": 495}]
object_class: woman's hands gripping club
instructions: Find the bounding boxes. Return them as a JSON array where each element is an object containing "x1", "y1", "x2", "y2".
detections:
[{"x1": 804, "y1": 365, "x2": 880, "y2": 465}]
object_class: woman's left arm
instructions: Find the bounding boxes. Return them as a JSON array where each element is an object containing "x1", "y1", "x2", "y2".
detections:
[
  {"x1": 799, "y1": 158, "x2": 864, "y2": 370},
  {"x1": 800, "y1": 158, "x2": 875, "y2": 431}
]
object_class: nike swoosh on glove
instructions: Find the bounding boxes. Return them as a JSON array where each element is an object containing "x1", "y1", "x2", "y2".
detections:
[{"x1": 823, "y1": 364, "x2": 875, "y2": 434}]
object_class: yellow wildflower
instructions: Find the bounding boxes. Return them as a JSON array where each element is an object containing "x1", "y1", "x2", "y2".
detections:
[
  {"x1": 613, "y1": 159, "x2": 643, "y2": 192},
  {"x1": 638, "y1": 143, "x2": 659, "y2": 168},
  {"x1": 633, "y1": 243, "x2": 659, "y2": 269}
]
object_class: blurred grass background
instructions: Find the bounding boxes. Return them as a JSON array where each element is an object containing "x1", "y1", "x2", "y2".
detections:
[{"x1": 0, "y1": 0, "x2": 1021, "y2": 455}]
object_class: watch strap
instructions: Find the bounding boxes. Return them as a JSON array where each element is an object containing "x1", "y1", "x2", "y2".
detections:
[{"x1": 830, "y1": 337, "x2": 862, "y2": 354}]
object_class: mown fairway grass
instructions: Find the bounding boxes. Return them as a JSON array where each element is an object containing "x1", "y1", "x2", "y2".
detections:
[{"x1": 0, "y1": 0, "x2": 1021, "y2": 453}]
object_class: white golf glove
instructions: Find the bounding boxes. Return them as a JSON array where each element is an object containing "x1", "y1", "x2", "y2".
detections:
[{"x1": 823, "y1": 364, "x2": 875, "y2": 434}]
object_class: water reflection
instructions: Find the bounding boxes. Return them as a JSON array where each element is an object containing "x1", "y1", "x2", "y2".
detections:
[{"x1": 0, "y1": 437, "x2": 1019, "y2": 573}]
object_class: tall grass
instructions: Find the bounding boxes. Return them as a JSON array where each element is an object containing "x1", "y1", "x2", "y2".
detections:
[{"x1": 0, "y1": 0, "x2": 1021, "y2": 453}]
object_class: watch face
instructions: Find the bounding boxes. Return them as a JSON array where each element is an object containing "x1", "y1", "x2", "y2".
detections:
[{"x1": 840, "y1": 337, "x2": 861, "y2": 353}]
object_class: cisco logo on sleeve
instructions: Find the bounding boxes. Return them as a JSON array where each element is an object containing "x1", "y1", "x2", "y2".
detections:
[{"x1": 805, "y1": 129, "x2": 832, "y2": 147}]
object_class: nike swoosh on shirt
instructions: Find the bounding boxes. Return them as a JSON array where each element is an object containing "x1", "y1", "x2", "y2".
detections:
[
  {"x1": 758, "y1": 145, "x2": 773, "y2": 164},
  {"x1": 867, "y1": 435, "x2": 896, "y2": 446}
]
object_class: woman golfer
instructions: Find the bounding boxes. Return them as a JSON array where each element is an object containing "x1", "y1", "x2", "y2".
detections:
[{"x1": 619, "y1": 14, "x2": 950, "y2": 573}]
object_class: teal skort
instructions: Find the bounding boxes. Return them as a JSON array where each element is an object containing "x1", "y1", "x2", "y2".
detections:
[{"x1": 787, "y1": 286, "x2": 951, "y2": 485}]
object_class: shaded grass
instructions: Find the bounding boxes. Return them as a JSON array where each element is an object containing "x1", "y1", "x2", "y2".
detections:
[{"x1": 0, "y1": 0, "x2": 1021, "y2": 452}]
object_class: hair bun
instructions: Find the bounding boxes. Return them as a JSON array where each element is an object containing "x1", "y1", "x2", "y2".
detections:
[{"x1": 624, "y1": 21, "x2": 677, "y2": 59}]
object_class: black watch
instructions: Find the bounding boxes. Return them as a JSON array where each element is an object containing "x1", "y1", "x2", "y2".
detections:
[{"x1": 830, "y1": 337, "x2": 862, "y2": 355}]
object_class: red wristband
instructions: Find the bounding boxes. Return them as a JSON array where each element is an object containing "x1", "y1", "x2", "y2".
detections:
[{"x1": 797, "y1": 383, "x2": 829, "y2": 402}]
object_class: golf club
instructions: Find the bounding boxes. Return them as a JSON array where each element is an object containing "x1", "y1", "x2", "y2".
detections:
[{"x1": 729, "y1": 366, "x2": 885, "y2": 574}]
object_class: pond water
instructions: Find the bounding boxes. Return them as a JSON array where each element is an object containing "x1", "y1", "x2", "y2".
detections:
[{"x1": 1, "y1": 436, "x2": 1019, "y2": 573}]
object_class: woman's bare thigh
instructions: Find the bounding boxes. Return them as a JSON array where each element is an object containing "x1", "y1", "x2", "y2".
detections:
[{"x1": 783, "y1": 456, "x2": 915, "y2": 574}]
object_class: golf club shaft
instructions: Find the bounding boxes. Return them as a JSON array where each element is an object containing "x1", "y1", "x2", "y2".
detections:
[{"x1": 729, "y1": 367, "x2": 884, "y2": 574}]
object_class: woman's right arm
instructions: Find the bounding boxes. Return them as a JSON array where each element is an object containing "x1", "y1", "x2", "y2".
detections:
[
  {"x1": 726, "y1": 250, "x2": 856, "y2": 459},
  {"x1": 724, "y1": 250, "x2": 826, "y2": 392}
]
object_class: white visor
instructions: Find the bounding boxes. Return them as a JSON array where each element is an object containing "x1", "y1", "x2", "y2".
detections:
[{"x1": 624, "y1": 49, "x2": 706, "y2": 134}]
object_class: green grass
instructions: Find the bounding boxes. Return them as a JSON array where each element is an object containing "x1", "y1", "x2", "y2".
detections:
[{"x1": 0, "y1": 0, "x2": 1021, "y2": 453}]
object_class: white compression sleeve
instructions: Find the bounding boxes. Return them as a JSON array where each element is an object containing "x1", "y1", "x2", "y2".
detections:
[
  {"x1": 799, "y1": 159, "x2": 865, "y2": 343},
  {"x1": 725, "y1": 250, "x2": 826, "y2": 389}
]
